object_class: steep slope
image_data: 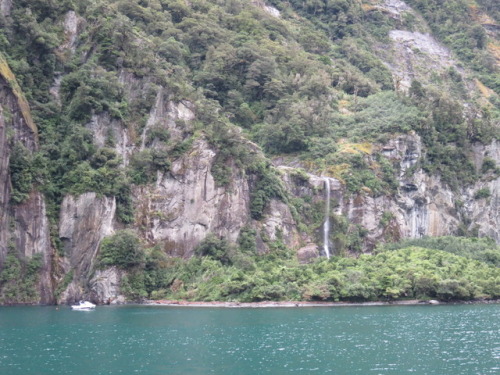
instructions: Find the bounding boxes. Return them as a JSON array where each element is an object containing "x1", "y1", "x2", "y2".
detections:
[
  {"x1": 0, "y1": 52, "x2": 54, "y2": 304},
  {"x1": 0, "y1": 0, "x2": 498, "y2": 304}
]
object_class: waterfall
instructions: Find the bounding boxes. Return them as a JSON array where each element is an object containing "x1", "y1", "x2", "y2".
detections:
[{"x1": 323, "y1": 178, "x2": 331, "y2": 258}]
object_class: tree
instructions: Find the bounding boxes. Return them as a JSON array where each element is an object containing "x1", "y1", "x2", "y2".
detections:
[
  {"x1": 98, "y1": 230, "x2": 144, "y2": 269},
  {"x1": 195, "y1": 234, "x2": 233, "y2": 265}
]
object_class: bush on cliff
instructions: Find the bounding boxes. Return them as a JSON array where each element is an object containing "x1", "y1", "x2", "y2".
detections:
[{"x1": 98, "y1": 230, "x2": 144, "y2": 270}]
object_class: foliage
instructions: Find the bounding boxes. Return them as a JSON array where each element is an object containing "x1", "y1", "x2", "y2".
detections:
[
  {"x1": 481, "y1": 157, "x2": 498, "y2": 174},
  {"x1": 195, "y1": 234, "x2": 234, "y2": 265},
  {"x1": 2, "y1": 0, "x2": 499, "y2": 303},
  {"x1": 248, "y1": 161, "x2": 287, "y2": 220},
  {"x1": 60, "y1": 65, "x2": 127, "y2": 122},
  {"x1": 8, "y1": 142, "x2": 34, "y2": 204},
  {"x1": 3, "y1": 0, "x2": 494, "y2": 219},
  {"x1": 238, "y1": 226, "x2": 257, "y2": 254},
  {"x1": 327, "y1": 214, "x2": 369, "y2": 256},
  {"x1": 346, "y1": 92, "x2": 422, "y2": 140},
  {"x1": 474, "y1": 187, "x2": 491, "y2": 200},
  {"x1": 128, "y1": 245, "x2": 500, "y2": 302},
  {"x1": 129, "y1": 149, "x2": 171, "y2": 185},
  {"x1": 116, "y1": 232, "x2": 500, "y2": 302},
  {"x1": 378, "y1": 236, "x2": 500, "y2": 267},
  {"x1": 98, "y1": 230, "x2": 144, "y2": 270},
  {"x1": 0, "y1": 248, "x2": 43, "y2": 304}
]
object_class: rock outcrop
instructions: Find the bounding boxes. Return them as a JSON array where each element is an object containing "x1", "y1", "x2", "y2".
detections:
[
  {"x1": 276, "y1": 133, "x2": 499, "y2": 255},
  {"x1": 89, "y1": 267, "x2": 125, "y2": 305},
  {"x1": 465, "y1": 140, "x2": 500, "y2": 242},
  {"x1": 0, "y1": 101, "x2": 10, "y2": 266},
  {"x1": 133, "y1": 137, "x2": 251, "y2": 257},
  {"x1": 0, "y1": 55, "x2": 54, "y2": 304},
  {"x1": 58, "y1": 193, "x2": 116, "y2": 303}
]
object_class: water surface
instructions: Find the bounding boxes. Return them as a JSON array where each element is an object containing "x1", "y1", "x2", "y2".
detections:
[{"x1": 0, "y1": 304, "x2": 498, "y2": 374}]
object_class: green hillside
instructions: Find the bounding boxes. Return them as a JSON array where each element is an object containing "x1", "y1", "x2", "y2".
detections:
[{"x1": 0, "y1": 0, "x2": 499, "y2": 303}]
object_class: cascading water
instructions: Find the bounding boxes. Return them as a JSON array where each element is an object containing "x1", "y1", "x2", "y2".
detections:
[{"x1": 323, "y1": 178, "x2": 331, "y2": 258}]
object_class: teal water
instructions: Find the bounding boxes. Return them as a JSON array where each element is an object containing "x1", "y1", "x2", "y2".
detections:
[{"x1": 0, "y1": 304, "x2": 498, "y2": 374}]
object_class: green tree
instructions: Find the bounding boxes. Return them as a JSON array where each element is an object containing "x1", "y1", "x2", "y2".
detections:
[{"x1": 98, "y1": 230, "x2": 144, "y2": 269}]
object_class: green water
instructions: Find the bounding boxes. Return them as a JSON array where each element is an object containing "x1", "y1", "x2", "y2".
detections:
[{"x1": 0, "y1": 304, "x2": 498, "y2": 374}]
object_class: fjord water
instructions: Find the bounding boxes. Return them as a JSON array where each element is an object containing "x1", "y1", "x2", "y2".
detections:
[{"x1": 0, "y1": 305, "x2": 498, "y2": 374}]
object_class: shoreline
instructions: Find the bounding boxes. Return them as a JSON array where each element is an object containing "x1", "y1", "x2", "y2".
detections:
[{"x1": 142, "y1": 299, "x2": 500, "y2": 308}]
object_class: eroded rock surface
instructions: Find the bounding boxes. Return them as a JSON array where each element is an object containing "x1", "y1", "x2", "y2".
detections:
[
  {"x1": 133, "y1": 138, "x2": 250, "y2": 257},
  {"x1": 89, "y1": 267, "x2": 126, "y2": 304},
  {"x1": 0, "y1": 61, "x2": 54, "y2": 304},
  {"x1": 58, "y1": 193, "x2": 116, "y2": 303}
]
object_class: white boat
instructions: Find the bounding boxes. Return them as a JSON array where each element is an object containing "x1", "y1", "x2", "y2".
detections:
[{"x1": 71, "y1": 301, "x2": 96, "y2": 310}]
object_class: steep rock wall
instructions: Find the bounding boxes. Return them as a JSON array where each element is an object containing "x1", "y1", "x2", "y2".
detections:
[
  {"x1": 465, "y1": 140, "x2": 500, "y2": 241},
  {"x1": 279, "y1": 133, "x2": 498, "y2": 257},
  {"x1": 0, "y1": 106, "x2": 9, "y2": 265},
  {"x1": 13, "y1": 192, "x2": 53, "y2": 303},
  {"x1": 133, "y1": 137, "x2": 251, "y2": 257},
  {"x1": 58, "y1": 193, "x2": 116, "y2": 303},
  {"x1": 0, "y1": 61, "x2": 54, "y2": 304}
]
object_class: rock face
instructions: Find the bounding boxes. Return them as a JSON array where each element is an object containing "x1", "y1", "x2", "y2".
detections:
[
  {"x1": 140, "y1": 89, "x2": 195, "y2": 150},
  {"x1": 297, "y1": 243, "x2": 320, "y2": 264},
  {"x1": 0, "y1": 101, "x2": 10, "y2": 266},
  {"x1": 13, "y1": 193, "x2": 53, "y2": 303},
  {"x1": 58, "y1": 193, "x2": 116, "y2": 303},
  {"x1": 388, "y1": 30, "x2": 457, "y2": 90},
  {"x1": 89, "y1": 267, "x2": 125, "y2": 305},
  {"x1": 252, "y1": 0, "x2": 281, "y2": 18},
  {"x1": 276, "y1": 133, "x2": 499, "y2": 255},
  {"x1": 0, "y1": 58, "x2": 54, "y2": 304},
  {"x1": 134, "y1": 137, "x2": 251, "y2": 257},
  {"x1": 376, "y1": 134, "x2": 460, "y2": 240},
  {"x1": 465, "y1": 140, "x2": 500, "y2": 242},
  {"x1": 375, "y1": 0, "x2": 487, "y2": 106},
  {"x1": 259, "y1": 198, "x2": 301, "y2": 251},
  {"x1": 60, "y1": 11, "x2": 82, "y2": 54}
]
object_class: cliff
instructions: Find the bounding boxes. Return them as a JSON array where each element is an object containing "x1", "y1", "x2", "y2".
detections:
[
  {"x1": 0, "y1": 53, "x2": 54, "y2": 304},
  {"x1": 0, "y1": 0, "x2": 498, "y2": 304}
]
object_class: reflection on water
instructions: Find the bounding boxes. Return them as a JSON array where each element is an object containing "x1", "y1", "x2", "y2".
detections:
[{"x1": 0, "y1": 304, "x2": 498, "y2": 374}]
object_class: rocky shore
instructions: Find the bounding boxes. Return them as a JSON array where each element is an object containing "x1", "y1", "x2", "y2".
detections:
[
  {"x1": 142, "y1": 299, "x2": 500, "y2": 308},
  {"x1": 144, "y1": 299, "x2": 437, "y2": 308}
]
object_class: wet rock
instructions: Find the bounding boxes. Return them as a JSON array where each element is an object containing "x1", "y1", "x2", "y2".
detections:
[
  {"x1": 89, "y1": 267, "x2": 125, "y2": 305},
  {"x1": 297, "y1": 244, "x2": 320, "y2": 264}
]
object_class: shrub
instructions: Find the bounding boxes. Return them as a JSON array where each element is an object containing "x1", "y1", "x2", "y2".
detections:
[
  {"x1": 195, "y1": 234, "x2": 233, "y2": 265},
  {"x1": 128, "y1": 149, "x2": 171, "y2": 184},
  {"x1": 0, "y1": 248, "x2": 42, "y2": 304},
  {"x1": 9, "y1": 142, "x2": 33, "y2": 204},
  {"x1": 474, "y1": 187, "x2": 491, "y2": 200},
  {"x1": 238, "y1": 226, "x2": 257, "y2": 254},
  {"x1": 481, "y1": 158, "x2": 497, "y2": 174},
  {"x1": 248, "y1": 161, "x2": 287, "y2": 220},
  {"x1": 98, "y1": 230, "x2": 144, "y2": 270}
]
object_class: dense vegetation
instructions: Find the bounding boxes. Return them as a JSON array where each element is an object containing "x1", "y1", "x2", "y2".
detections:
[
  {"x1": 0, "y1": 246, "x2": 42, "y2": 304},
  {"x1": 98, "y1": 234, "x2": 500, "y2": 302},
  {"x1": 1, "y1": 0, "x2": 499, "y2": 303},
  {"x1": 3, "y1": 0, "x2": 498, "y2": 213}
]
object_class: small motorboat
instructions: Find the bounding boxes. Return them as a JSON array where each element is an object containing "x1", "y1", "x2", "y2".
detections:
[{"x1": 71, "y1": 301, "x2": 96, "y2": 310}]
